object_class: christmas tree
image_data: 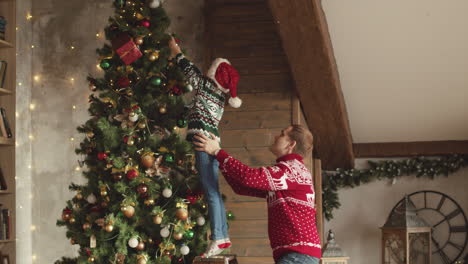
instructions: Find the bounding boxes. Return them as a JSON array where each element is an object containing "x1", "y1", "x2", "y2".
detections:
[{"x1": 56, "y1": 1, "x2": 224, "y2": 263}]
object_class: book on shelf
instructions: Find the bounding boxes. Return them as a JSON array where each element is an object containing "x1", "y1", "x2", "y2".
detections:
[
  {"x1": 0, "y1": 61, "x2": 6, "y2": 89},
  {"x1": 0, "y1": 16, "x2": 6, "y2": 41},
  {"x1": 0, "y1": 167, "x2": 7, "y2": 190},
  {"x1": 0, "y1": 206, "x2": 9, "y2": 241},
  {"x1": 0, "y1": 108, "x2": 12, "y2": 138}
]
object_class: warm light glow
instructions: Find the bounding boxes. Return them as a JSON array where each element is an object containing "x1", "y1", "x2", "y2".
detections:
[
  {"x1": 29, "y1": 103, "x2": 36, "y2": 110},
  {"x1": 16, "y1": 27, "x2": 19, "y2": 31},
  {"x1": 28, "y1": 165, "x2": 32, "y2": 169},
  {"x1": 72, "y1": 105, "x2": 76, "y2": 110},
  {"x1": 31, "y1": 45, "x2": 35, "y2": 48},
  {"x1": 18, "y1": 82, "x2": 23, "y2": 86},
  {"x1": 26, "y1": 13, "x2": 33, "y2": 20},
  {"x1": 70, "y1": 77, "x2": 75, "y2": 82},
  {"x1": 15, "y1": 111, "x2": 19, "y2": 117},
  {"x1": 31, "y1": 225, "x2": 37, "y2": 231},
  {"x1": 15, "y1": 141, "x2": 19, "y2": 147},
  {"x1": 32, "y1": 255, "x2": 37, "y2": 261},
  {"x1": 75, "y1": 166, "x2": 81, "y2": 171},
  {"x1": 70, "y1": 137, "x2": 75, "y2": 141},
  {"x1": 96, "y1": 33, "x2": 100, "y2": 37},
  {"x1": 70, "y1": 46, "x2": 75, "y2": 50},
  {"x1": 29, "y1": 134, "x2": 34, "y2": 140},
  {"x1": 34, "y1": 75, "x2": 40, "y2": 81}
]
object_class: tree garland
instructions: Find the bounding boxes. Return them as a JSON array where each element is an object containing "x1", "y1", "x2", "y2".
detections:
[{"x1": 322, "y1": 154, "x2": 468, "y2": 221}]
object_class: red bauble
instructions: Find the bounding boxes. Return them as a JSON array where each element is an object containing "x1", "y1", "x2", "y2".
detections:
[
  {"x1": 187, "y1": 195, "x2": 198, "y2": 204},
  {"x1": 137, "y1": 184, "x2": 148, "y2": 194},
  {"x1": 126, "y1": 169, "x2": 139, "y2": 180},
  {"x1": 97, "y1": 152, "x2": 108, "y2": 160},
  {"x1": 117, "y1": 77, "x2": 130, "y2": 88},
  {"x1": 172, "y1": 85, "x2": 182, "y2": 96},
  {"x1": 63, "y1": 207, "x2": 72, "y2": 214},
  {"x1": 140, "y1": 20, "x2": 150, "y2": 28}
]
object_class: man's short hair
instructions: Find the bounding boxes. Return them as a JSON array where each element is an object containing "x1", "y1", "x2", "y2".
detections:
[{"x1": 288, "y1": 124, "x2": 314, "y2": 157}]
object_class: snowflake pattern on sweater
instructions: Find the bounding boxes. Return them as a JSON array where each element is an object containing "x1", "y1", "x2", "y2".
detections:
[
  {"x1": 216, "y1": 150, "x2": 322, "y2": 261},
  {"x1": 175, "y1": 54, "x2": 226, "y2": 142}
]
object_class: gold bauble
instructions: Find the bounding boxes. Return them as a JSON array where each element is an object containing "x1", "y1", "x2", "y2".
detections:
[
  {"x1": 159, "y1": 106, "x2": 167, "y2": 114},
  {"x1": 173, "y1": 232, "x2": 183, "y2": 240},
  {"x1": 148, "y1": 238, "x2": 153, "y2": 243},
  {"x1": 153, "y1": 215, "x2": 163, "y2": 224},
  {"x1": 135, "y1": 36, "x2": 144, "y2": 45},
  {"x1": 122, "y1": 205, "x2": 135, "y2": 218},
  {"x1": 138, "y1": 122, "x2": 146, "y2": 129},
  {"x1": 149, "y1": 54, "x2": 157, "y2": 61},
  {"x1": 176, "y1": 208, "x2": 189, "y2": 221},
  {"x1": 127, "y1": 139, "x2": 135, "y2": 146},
  {"x1": 83, "y1": 222, "x2": 91, "y2": 230},
  {"x1": 76, "y1": 193, "x2": 83, "y2": 200},
  {"x1": 100, "y1": 190, "x2": 108, "y2": 196},
  {"x1": 69, "y1": 217, "x2": 76, "y2": 224},
  {"x1": 137, "y1": 258, "x2": 147, "y2": 264},
  {"x1": 88, "y1": 257, "x2": 95, "y2": 262},
  {"x1": 144, "y1": 199, "x2": 155, "y2": 206},
  {"x1": 141, "y1": 154, "x2": 155, "y2": 169},
  {"x1": 136, "y1": 13, "x2": 144, "y2": 20},
  {"x1": 136, "y1": 242, "x2": 145, "y2": 250},
  {"x1": 86, "y1": 131, "x2": 94, "y2": 138},
  {"x1": 113, "y1": 173, "x2": 123, "y2": 181},
  {"x1": 104, "y1": 224, "x2": 114, "y2": 232}
]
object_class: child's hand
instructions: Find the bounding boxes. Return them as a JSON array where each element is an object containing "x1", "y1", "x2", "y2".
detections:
[{"x1": 168, "y1": 36, "x2": 182, "y2": 59}]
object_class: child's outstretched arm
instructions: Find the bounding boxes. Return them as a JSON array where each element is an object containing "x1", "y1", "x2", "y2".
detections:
[{"x1": 168, "y1": 37, "x2": 205, "y2": 91}]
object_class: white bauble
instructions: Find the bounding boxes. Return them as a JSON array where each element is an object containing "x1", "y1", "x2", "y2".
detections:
[
  {"x1": 87, "y1": 194, "x2": 97, "y2": 204},
  {"x1": 186, "y1": 84, "x2": 193, "y2": 92},
  {"x1": 180, "y1": 244, "x2": 190, "y2": 255},
  {"x1": 162, "y1": 188, "x2": 172, "y2": 198},
  {"x1": 149, "y1": 0, "x2": 160, "y2": 8},
  {"x1": 197, "y1": 216, "x2": 205, "y2": 226},
  {"x1": 128, "y1": 237, "x2": 139, "y2": 248},
  {"x1": 128, "y1": 112, "x2": 139, "y2": 122},
  {"x1": 160, "y1": 227, "x2": 170, "y2": 238}
]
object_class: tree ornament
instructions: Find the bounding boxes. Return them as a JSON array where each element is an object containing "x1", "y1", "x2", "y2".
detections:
[
  {"x1": 144, "y1": 199, "x2": 155, "y2": 206},
  {"x1": 100, "y1": 59, "x2": 111, "y2": 70},
  {"x1": 115, "y1": 0, "x2": 125, "y2": 8},
  {"x1": 70, "y1": 239, "x2": 76, "y2": 245},
  {"x1": 69, "y1": 217, "x2": 76, "y2": 224},
  {"x1": 185, "y1": 230, "x2": 194, "y2": 239},
  {"x1": 140, "y1": 20, "x2": 150, "y2": 28},
  {"x1": 97, "y1": 152, "x2": 108, "y2": 160},
  {"x1": 196, "y1": 216, "x2": 205, "y2": 226},
  {"x1": 137, "y1": 255, "x2": 147, "y2": 264},
  {"x1": 137, "y1": 122, "x2": 146, "y2": 129},
  {"x1": 136, "y1": 242, "x2": 145, "y2": 251},
  {"x1": 176, "y1": 119, "x2": 187, "y2": 128},
  {"x1": 100, "y1": 186, "x2": 108, "y2": 196},
  {"x1": 176, "y1": 208, "x2": 188, "y2": 221},
  {"x1": 180, "y1": 244, "x2": 190, "y2": 255},
  {"x1": 83, "y1": 222, "x2": 92, "y2": 230},
  {"x1": 162, "y1": 188, "x2": 172, "y2": 198},
  {"x1": 137, "y1": 184, "x2": 148, "y2": 194},
  {"x1": 113, "y1": 173, "x2": 123, "y2": 181},
  {"x1": 62, "y1": 213, "x2": 71, "y2": 221},
  {"x1": 104, "y1": 224, "x2": 114, "y2": 232},
  {"x1": 160, "y1": 227, "x2": 170, "y2": 237},
  {"x1": 128, "y1": 111, "x2": 139, "y2": 122},
  {"x1": 86, "y1": 131, "x2": 94, "y2": 138},
  {"x1": 135, "y1": 36, "x2": 144, "y2": 45},
  {"x1": 185, "y1": 84, "x2": 193, "y2": 92},
  {"x1": 89, "y1": 82, "x2": 97, "y2": 92},
  {"x1": 122, "y1": 205, "x2": 135, "y2": 218},
  {"x1": 227, "y1": 211, "x2": 235, "y2": 220},
  {"x1": 88, "y1": 257, "x2": 96, "y2": 262},
  {"x1": 117, "y1": 77, "x2": 130, "y2": 88},
  {"x1": 128, "y1": 237, "x2": 139, "y2": 248},
  {"x1": 87, "y1": 194, "x2": 97, "y2": 204},
  {"x1": 149, "y1": 0, "x2": 161, "y2": 8},
  {"x1": 141, "y1": 153, "x2": 155, "y2": 168},
  {"x1": 173, "y1": 232, "x2": 183, "y2": 240},
  {"x1": 159, "y1": 105, "x2": 167, "y2": 114},
  {"x1": 126, "y1": 169, "x2": 139, "y2": 180},
  {"x1": 164, "y1": 153, "x2": 175, "y2": 163},
  {"x1": 153, "y1": 215, "x2": 163, "y2": 224},
  {"x1": 151, "y1": 76, "x2": 162, "y2": 86}
]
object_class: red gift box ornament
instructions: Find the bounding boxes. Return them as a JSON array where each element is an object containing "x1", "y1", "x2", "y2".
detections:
[{"x1": 112, "y1": 33, "x2": 143, "y2": 65}]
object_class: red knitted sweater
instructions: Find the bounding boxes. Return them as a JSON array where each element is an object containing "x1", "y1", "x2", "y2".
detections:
[{"x1": 216, "y1": 150, "x2": 322, "y2": 261}]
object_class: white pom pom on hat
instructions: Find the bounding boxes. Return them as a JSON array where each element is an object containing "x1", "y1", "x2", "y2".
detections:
[{"x1": 207, "y1": 58, "x2": 242, "y2": 108}]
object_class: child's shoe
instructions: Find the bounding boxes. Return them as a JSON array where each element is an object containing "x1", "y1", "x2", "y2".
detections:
[{"x1": 201, "y1": 238, "x2": 231, "y2": 258}]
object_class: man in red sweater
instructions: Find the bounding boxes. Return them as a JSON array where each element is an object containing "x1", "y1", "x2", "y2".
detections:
[{"x1": 194, "y1": 125, "x2": 321, "y2": 264}]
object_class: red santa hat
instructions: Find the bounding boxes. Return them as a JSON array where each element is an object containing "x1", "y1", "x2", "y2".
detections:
[{"x1": 207, "y1": 58, "x2": 242, "y2": 108}]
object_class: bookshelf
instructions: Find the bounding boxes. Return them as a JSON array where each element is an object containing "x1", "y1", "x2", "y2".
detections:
[{"x1": 0, "y1": 0, "x2": 15, "y2": 263}]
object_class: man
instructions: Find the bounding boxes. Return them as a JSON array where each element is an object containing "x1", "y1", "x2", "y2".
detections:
[{"x1": 193, "y1": 125, "x2": 321, "y2": 264}]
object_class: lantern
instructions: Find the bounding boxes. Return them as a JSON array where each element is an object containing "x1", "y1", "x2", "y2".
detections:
[
  {"x1": 381, "y1": 195, "x2": 432, "y2": 264},
  {"x1": 321, "y1": 230, "x2": 350, "y2": 264}
]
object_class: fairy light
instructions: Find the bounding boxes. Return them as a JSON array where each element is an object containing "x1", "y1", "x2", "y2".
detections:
[
  {"x1": 29, "y1": 103, "x2": 36, "y2": 110},
  {"x1": 70, "y1": 45, "x2": 75, "y2": 50},
  {"x1": 72, "y1": 105, "x2": 76, "y2": 110},
  {"x1": 32, "y1": 255, "x2": 37, "y2": 261},
  {"x1": 33, "y1": 75, "x2": 40, "y2": 81},
  {"x1": 75, "y1": 166, "x2": 81, "y2": 171},
  {"x1": 18, "y1": 82, "x2": 23, "y2": 86},
  {"x1": 31, "y1": 225, "x2": 36, "y2": 231},
  {"x1": 31, "y1": 45, "x2": 35, "y2": 49},
  {"x1": 70, "y1": 137, "x2": 75, "y2": 141},
  {"x1": 28, "y1": 134, "x2": 34, "y2": 140},
  {"x1": 70, "y1": 77, "x2": 75, "y2": 82},
  {"x1": 28, "y1": 165, "x2": 32, "y2": 169},
  {"x1": 15, "y1": 111, "x2": 19, "y2": 117},
  {"x1": 26, "y1": 13, "x2": 33, "y2": 20}
]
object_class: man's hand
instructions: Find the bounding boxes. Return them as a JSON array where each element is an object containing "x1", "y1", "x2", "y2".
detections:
[
  {"x1": 168, "y1": 36, "x2": 182, "y2": 59},
  {"x1": 193, "y1": 133, "x2": 221, "y2": 156}
]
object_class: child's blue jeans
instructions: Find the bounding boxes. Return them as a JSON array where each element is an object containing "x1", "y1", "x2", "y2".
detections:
[
  {"x1": 276, "y1": 252, "x2": 320, "y2": 264},
  {"x1": 195, "y1": 150, "x2": 229, "y2": 240}
]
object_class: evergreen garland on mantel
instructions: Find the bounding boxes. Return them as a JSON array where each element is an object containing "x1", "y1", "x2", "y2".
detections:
[{"x1": 322, "y1": 154, "x2": 468, "y2": 220}]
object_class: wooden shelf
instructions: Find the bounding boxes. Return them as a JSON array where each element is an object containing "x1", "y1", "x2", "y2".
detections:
[
  {"x1": 0, "y1": 240, "x2": 14, "y2": 244},
  {"x1": 0, "y1": 40, "x2": 13, "y2": 49},
  {"x1": 0, "y1": 88, "x2": 12, "y2": 96},
  {"x1": 0, "y1": 190, "x2": 12, "y2": 195},
  {"x1": 0, "y1": 137, "x2": 14, "y2": 146}
]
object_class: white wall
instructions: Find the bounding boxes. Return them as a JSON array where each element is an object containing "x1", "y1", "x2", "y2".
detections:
[{"x1": 325, "y1": 159, "x2": 468, "y2": 263}]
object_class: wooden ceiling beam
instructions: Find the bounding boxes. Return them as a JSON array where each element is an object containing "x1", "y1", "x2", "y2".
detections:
[
  {"x1": 268, "y1": 0, "x2": 354, "y2": 170},
  {"x1": 354, "y1": 141, "x2": 468, "y2": 158}
]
